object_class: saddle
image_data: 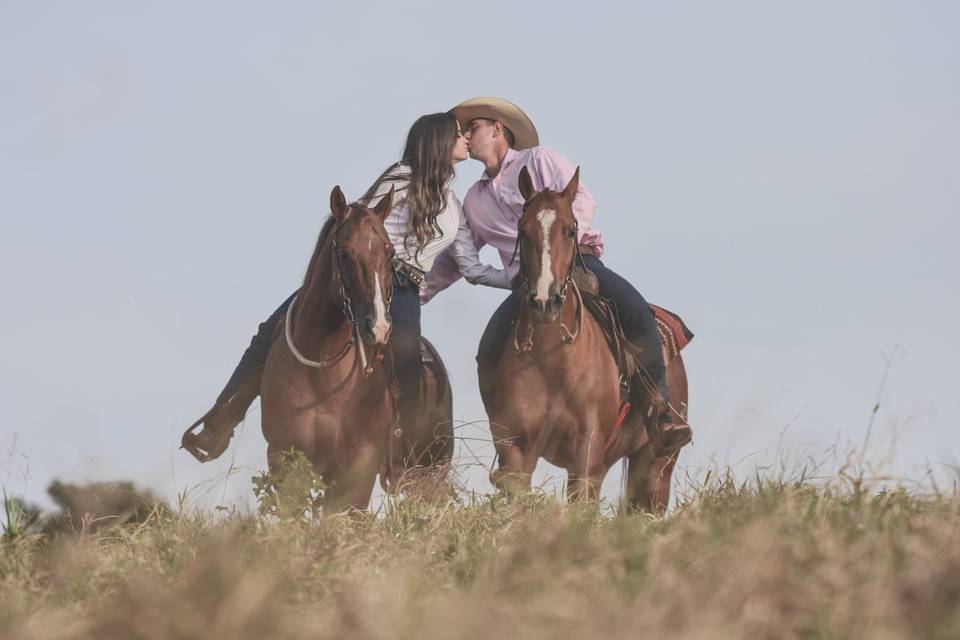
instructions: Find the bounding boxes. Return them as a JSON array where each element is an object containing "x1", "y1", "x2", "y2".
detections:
[{"x1": 572, "y1": 266, "x2": 694, "y2": 404}]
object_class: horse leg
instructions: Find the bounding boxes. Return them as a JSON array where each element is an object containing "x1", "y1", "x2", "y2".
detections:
[
  {"x1": 567, "y1": 461, "x2": 607, "y2": 502},
  {"x1": 625, "y1": 447, "x2": 678, "y2": 514},
  {"x1": 567, "y1": 425, "x2": 607, "y2": 502},
  {"x1": 633, "y1": 354, "x2": 687, "y2": 513},
  {"x1": 490, "y1": 437, "x2": 534, "y2": 497},
  {"x1": 624, "y1": 446, "x2": 655, "y2": 512},
  {"x1": 646, "y1": 452, "x2": 677, "y2": 513},
  {"x1": 265, "y1": 443, "x2": 281, "y2": 474},
  {"x1": 322, "y1": 442, "x2": 379, "y2": 515}
]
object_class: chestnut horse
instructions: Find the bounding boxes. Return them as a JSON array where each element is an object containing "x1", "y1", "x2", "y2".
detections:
[
  {"x1": 489, "y1": 166, "x2": 687, "y2": 511},
  {"x1": 260, "y1": 186, "x2": 453, "y2": 514}
]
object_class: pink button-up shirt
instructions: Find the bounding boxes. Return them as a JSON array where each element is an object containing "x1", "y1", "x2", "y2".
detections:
[{"x1": 423, "y1": 146, "x2": 604, "y2": 301}]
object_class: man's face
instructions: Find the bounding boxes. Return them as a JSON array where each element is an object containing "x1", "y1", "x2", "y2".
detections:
[{"x1": 465, "y1": 118, "x2": 496, "y2": 160}]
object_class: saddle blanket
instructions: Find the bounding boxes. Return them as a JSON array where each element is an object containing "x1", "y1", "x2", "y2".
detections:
[{"x1": 650, "y1": 304, "x2": 694, "y2": 364}]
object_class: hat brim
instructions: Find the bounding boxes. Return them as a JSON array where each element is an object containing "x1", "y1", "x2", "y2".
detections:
[{"x1": 451, "y1": 97, "x2": 539, "y2": 150}]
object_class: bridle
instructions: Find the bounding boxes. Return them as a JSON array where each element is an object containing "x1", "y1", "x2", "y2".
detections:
[
  {"x1": 512, "y1": 202, "x2": 586, "y2": 353},
  {"x1": 284, "y1": 218, "x2": 391, "y2": 377}
]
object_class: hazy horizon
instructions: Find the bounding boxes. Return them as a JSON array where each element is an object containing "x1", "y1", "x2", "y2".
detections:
[{"x1": 2, "y1": 1, "x2": 958, "y2": 510}]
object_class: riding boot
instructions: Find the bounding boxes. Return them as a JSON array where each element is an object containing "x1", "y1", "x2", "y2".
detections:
[
  {"x1": 216, "y1": 316, "x2": 278, "y2": 405},
  {"x1": 182, "y1": 304, "x2": 287, "y2": 462},
  {"x1": 628, "y1": 352, "x2": 693, "y2": 458}
]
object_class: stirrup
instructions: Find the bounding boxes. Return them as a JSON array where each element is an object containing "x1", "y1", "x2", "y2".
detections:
[
  {"x1": 180, "y1": 369, "x2": 261, "y2": 462},
  {"x1": 645, "y1": 420, "x2": 692, "y2": 459}
]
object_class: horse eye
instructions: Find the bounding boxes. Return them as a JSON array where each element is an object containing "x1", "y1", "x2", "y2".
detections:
[{"x1": 567, "y1": 228, "x2": 577, "y2": 238}]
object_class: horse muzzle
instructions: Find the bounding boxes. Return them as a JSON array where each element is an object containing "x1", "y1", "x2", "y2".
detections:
[
  {"x1": 361, "y1": 314, "x2": 391, "y2": 346},
  {"x1": 527, "y1": 292, "x2": 563, "y2": 323}
]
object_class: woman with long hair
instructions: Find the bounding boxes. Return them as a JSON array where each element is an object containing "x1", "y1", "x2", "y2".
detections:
[{"x1": 183, "y1": 112, "x2": 508, "y2": 460}]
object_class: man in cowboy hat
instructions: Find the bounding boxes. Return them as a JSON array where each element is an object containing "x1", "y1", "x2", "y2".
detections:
[{"x1": 423, "y1": 96, "x2": 692, "y2": 455}]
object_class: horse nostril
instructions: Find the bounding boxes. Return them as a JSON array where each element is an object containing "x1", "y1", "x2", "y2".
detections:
[
  {"x1": 365, "y1": 316, "x2": 375, "y2": 333},
  {"x1": 550, "y1": 294, "x2": 563, "y2": 311},
  {"x1": 528, "y1": 293, "x2": 543, "y2": 310}
]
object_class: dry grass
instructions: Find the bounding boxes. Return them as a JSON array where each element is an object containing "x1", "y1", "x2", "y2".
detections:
[{"x1": 2, "y1": 465, "x2": 960, "y2": 640}]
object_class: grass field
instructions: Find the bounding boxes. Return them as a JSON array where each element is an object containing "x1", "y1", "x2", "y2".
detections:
[{"x1": 3, "y1": 462, "x2": 960, "y2": 640}]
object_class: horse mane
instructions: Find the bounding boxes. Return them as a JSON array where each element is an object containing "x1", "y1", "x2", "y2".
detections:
[
  {"x1": 299, "y1": 214, "x2": 339, "y2": 293},
  {"x1": 299, "y1": 203, "x2": 369, "y2": 293}
]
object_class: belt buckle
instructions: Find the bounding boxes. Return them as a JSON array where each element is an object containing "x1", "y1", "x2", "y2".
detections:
[
  {"x1": 392, "y1": 257, "x2": 427, "y2": 290},
  {"x1": 410, "y1": 269, "x2": 426, "y2": 290}
]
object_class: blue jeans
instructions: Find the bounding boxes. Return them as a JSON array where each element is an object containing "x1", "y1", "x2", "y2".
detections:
[
  {"x1": 387, "y1": 273, "x2": 423, "y2": 421},
  {"x1": 476, "y1": 255, "x2": 669, "y2": 419}
]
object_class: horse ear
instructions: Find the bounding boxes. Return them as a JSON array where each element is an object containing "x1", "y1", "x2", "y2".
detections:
[
  {"x1": 330, "y1": 185, "x2": 348, "y2": 220},
  {"x1": 373, "y1": 185, "x2": 394, "y2": 222},
  {"x1": 561, "y1": 167, "x2": 580, "y2": 202},
  {"x1": 518, "y1": 165, "x2": 537, "y2": 202}
]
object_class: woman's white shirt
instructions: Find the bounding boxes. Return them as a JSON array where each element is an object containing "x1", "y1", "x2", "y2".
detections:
[{"x1": 365, "y1": 165, "x2": 510, "y2": 290}]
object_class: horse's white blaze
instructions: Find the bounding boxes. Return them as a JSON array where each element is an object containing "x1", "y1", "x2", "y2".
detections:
[
  {"x1": 372, "y1": 272, "x2": 390, "y2": 343},
  {"x1": 535, "y1": 209, "x2": 557, "y2": 303}
]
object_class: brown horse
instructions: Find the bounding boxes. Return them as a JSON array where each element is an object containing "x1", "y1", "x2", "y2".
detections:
[
  {"x1": 489, "y1": 166, "x2": 688, "y2": 511},
  {"x1": 260, "y1": 186, "x2": 453, "y2": 514}
]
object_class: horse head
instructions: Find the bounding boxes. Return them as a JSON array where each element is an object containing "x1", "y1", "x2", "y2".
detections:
[
  {"x1": 328, "y1": 184, "x2": 396, "y2": 346},
  {"x1": 516, "y1": 165, "x2": 581, "y2": 323}
]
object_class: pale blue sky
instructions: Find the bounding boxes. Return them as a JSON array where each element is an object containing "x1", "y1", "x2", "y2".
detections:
[{"x1": 2, "y1": 1, "x2": 958, "y2": 509}]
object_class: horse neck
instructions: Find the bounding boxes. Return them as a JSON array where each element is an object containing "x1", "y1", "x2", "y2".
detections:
[{"x1": 294, "y1": 239, "x2": 348, "y2": 345}]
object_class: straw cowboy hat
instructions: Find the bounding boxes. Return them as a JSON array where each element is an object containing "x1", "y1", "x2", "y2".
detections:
[{"x1": 450, "y1": 97, "x2": 540, "y2": 150}]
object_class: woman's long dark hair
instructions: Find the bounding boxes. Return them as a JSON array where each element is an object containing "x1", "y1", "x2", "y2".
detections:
[{"x1": 361, "y1": 112, "x2": 458, "y2": 261}]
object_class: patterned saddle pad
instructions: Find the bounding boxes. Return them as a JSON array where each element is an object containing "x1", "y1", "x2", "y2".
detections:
[
  {"x1": 650, "y1": 304, "x2": 694, "y2": 364},
  {"x1": 571, "y1": 266, "x2": 693, "y2": 364}
]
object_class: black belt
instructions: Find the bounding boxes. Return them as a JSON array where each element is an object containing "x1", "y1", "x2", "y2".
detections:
[{"x1": 391, "y1": 257, "x2": 426, "y2": 289}]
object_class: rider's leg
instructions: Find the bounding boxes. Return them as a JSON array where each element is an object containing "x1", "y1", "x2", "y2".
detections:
[
  {"x1": 476, "y1": 290, "x2": 520, "y2": 418},
  {"x1": 581, "y1": 255, "x2": 691, "y2": 452},
  {"x1": 182, "y1": 290, "x2": 297, "y2": 460},
  {"x1": 389, "y1": 273, "x2": 423, "y2": 435},
  {"x1": 217, "y1": 290, "x2": 298, "y2": 405},
  {"x1": 581, "y1": 256, "x2": 667, "y2": 405}
]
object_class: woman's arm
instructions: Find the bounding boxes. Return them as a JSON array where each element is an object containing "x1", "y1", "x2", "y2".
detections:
[
  {"x1": 421, "y1": 199, "x2": 510, "y2": 304},
  {"x1": 421, "y1": 249, "x2": 460, "y2": 304}
]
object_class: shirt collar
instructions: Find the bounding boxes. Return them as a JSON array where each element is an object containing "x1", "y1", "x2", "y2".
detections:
[{"x1": 480, "y1": 147, "x2": 520, "y2": 181}]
